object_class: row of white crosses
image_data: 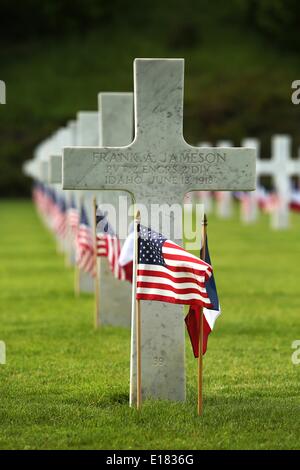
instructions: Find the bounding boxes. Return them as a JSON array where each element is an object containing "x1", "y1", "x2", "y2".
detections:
[
  {"x1": 25, "y1": 96, "x2": 134, "y2": 322},
  {"x1": 198, "y1": 135, "x2": 300, "y2": 230},
  {"x1": 25, "y1": 58, "x2": 256, "y2": 406}
]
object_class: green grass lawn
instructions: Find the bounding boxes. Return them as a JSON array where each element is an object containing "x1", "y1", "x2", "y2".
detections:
[{"x1": 0, "y1": 199, "x2": 299, "y2": 449}]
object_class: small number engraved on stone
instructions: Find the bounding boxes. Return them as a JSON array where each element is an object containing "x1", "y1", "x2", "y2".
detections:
[{"x1": 153, "y1": 356, "x2": 164, "y2": 366}]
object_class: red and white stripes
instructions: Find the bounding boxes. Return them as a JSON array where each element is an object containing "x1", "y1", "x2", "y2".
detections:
[
  {"x1": 97, "y1": 234, "x2": 125, "y2": 281},
  {"x1": 137, "y1": 240, "x2": 213, "y2": 306}
]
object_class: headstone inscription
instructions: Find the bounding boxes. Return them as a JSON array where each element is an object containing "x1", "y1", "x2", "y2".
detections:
[
  {"x1": 63, "y1": 58, "x2": 256, "y2": 403},
  {"x1": 96, "y1": 92, "x2": 134, "y2": 327}
]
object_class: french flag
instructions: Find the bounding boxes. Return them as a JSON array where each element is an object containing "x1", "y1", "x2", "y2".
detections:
[{"x1": 185, "y1": 236, "x2": 221, "y2": 356}]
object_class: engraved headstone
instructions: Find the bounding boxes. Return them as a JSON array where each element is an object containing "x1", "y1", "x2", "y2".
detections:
[{"x1": 63, "y1": 58, "x2": 256, "y2": 403}]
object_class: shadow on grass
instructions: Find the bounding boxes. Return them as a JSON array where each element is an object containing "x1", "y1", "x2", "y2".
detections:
[{"x1": 64, "y1": 391, "x2": 129, "y2": 409}]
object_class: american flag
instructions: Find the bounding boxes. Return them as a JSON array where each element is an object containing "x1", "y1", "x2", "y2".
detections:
[
  {"x1": 136, "y1": 225, "x2": 213, "y2": 306},
  {"x1": 185, "y1": 235, "x2": 221, "y2": 357},
  {"x1": 53, "y1": 195, "x2": 67, "y2": 239},
  {"x1": 76, "y1": 205, "x2": 95, "y2": 276},
  {"x1": 46, "y1": 188, "x2": 57, "y2": 229},
  {"x1": 33, "y1": 182, "x2": 52, "y2": 222},
  {"x1": 67, "y1": 195, "x2": 79, "y2": 236},
  {"x1": 96, "y1": 208, "x2": 125, "y2": 281}
]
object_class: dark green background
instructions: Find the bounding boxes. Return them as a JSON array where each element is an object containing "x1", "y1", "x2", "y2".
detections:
[{"x1": 1, "y1": 0, "x2": 300, "y2": 196}]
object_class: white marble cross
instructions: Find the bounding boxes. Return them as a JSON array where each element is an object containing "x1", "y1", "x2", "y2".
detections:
[
  {"x1": 257, "y1": 135, "x2": 297, "y2": 229},
  {"x1": 63, "y1": 58, "x2": 256, "y2": 404}
]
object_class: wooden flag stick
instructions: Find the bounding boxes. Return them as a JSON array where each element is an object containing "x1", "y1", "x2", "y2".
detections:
[
  {"x1": 198, "y1": 213, "x2": 207, "y2": 416},
  {"x1": 197, "y1": 306, "x2": 203, "y2": 416},
  {"x1": 135, "y1": 209, "x2": 142, "y2": 410},
  {"x1": 93, "y1": 197, "x2": 100, "y2": 329}
]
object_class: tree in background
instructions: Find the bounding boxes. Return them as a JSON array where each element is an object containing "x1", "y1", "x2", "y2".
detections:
[{"x1": 236, "y1": 0, "x2": 300, "y2": 50}]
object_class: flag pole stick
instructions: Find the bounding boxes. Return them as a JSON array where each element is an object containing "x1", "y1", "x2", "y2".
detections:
[
  {"x1": 135, "y1": 209, "x2": 142, "y2": 410},
  {"x1": 93, "y1": 197, "x2": 100, "y2": 328},
  {"x1": 198, "y1": 213, "x2": 207, "y2": 416}
]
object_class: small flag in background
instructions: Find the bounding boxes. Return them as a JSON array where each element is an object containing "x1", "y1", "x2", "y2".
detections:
[
  {"x1": 76, "y1": 205, "x2": 95, "y2": 276},
  {"x1": 32, "y1": 182, "x2": 44, "y2": 213},
  {"x1": 136, "y1": 225, "x2": 213, "y2": 306},
  {"x1": 96, "y1": 208, "x2": 125, "y2": 281},
  {"x1": 33, "y1": 183, "x2": 55, "y2": 227},
  {"x1": 53, "y1": 195, "x2": 67, "y2": 239},
  {"x1": 67, "y1": 195, "x2": 79, "y2": 235},
  {"x1": 185, "y1": 236, "x2": 220, "y2": 357},
  {"x1": 47, "y1": 188, "x2": 58, "y2": 229}
]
